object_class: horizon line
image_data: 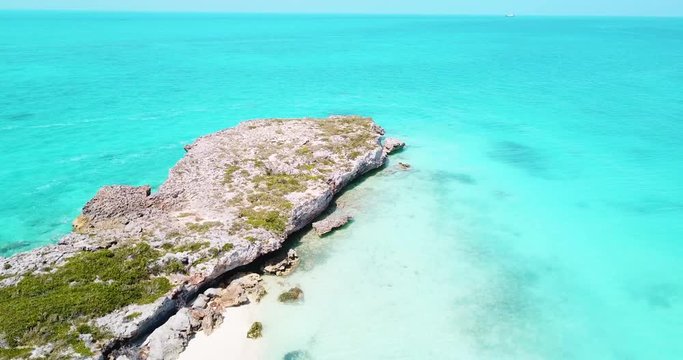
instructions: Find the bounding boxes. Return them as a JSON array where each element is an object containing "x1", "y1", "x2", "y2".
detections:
[{"x1": 1, "y1": 8, "x2": 682, "y2": 18}]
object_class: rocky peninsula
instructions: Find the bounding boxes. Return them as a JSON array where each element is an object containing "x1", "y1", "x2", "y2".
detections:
[{"x1": 0, "y1": 116, "x2": 403, "y2": 360}]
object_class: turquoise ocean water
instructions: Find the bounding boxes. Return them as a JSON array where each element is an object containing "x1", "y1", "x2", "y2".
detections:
[{"x1": 1, "y1": 12, "x2": 683, "y2": 358}]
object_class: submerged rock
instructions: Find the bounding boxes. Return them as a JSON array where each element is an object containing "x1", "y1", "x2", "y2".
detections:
[
  {"x1": 278, "y1": 287, "x2": 304, "y2": 303},
  {"x1": 246, "y1": 322, "x2": 263, "y2": 339},
  {"x1": 0, "y1": 116, "x2": 404, "y2": 359},
  {"x1": 398, "y1": 162, "x2": 411, "y2": 170},
  {"x1": 284, "y1": 350, "x2": 313, "y2": 360},
  {"x1": 312, "y1": 213, "x2": 352, "y2": 236}
]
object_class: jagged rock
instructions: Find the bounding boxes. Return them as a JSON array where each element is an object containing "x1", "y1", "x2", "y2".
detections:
[
  {"x1": 383, "y1": 137, "x2": 405, "y2": 155},
  {"x1": 211, "y1": 273, "x2": 264, "y2": 309},
  {"x1": 214, "y1": 284, "x2": 248, "y2": 308},
  {"x1": 143, "y1": 309, "x2": 196, "y2": 360},
  {"x1": 73, "y1": 185, "x2": 152, "y2": 234},
  {"x1": 370, "y1": 122, "x2": 385, "y2": 136},
  {"x1": 96, "y1": 297, "x2": 177, "y2": 342},
  {"x1": 30, "y1": 344, "x2": 54, "y2": 359},
  {"x1": 262, "y1": 249, "x2": 300, "y2": 276},
  {"x1": 203, "y1": 288, "x2": 221, "y2": 298},
  {"x1": 312, "y1": 213, "x2": 351, "y2": 236},
  {"x1": 200, "y1": 310, "x2": 223, "y2": 335},
  {"x1": 191, "y1": 294, "x2": 209, "y2": 309},
  {"x1": 0, "y1": 116, "x2": 405, "y2": 359}
]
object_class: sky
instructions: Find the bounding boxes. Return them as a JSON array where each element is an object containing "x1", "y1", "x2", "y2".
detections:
[{"x1": 0, "y1": 0, "x2": 682, "y2": 16}]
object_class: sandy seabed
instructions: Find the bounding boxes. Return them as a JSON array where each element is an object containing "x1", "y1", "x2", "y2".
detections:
[{"x1": 178, "y1": 303, "x2": 262, "y2": 360}]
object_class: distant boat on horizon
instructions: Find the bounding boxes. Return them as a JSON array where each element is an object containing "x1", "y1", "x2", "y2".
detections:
[{"x1": 506, "y1": 13, "x2": 516, "y2": 17}]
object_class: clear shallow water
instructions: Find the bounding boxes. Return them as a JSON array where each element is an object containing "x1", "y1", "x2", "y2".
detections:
[{"x1": 2, "y1": 12, "x2": 683, "y2": 358}]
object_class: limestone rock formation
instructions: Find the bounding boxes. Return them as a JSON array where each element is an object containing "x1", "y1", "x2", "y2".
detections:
[
  {"x1": 312, "y1": 213, "x2": 352, "y2": 236},
  {"x1": 0, "y1": 116, "x2": 404, "y2": 359}
]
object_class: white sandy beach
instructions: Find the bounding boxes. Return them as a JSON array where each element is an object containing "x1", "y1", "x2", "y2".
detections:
[{"x1": 179, "y1": 303, "x2": 263, "y2": 360}]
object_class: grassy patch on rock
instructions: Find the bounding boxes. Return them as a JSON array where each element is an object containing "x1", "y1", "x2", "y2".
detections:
[
  {"x1": 162, "y1": 258, "x2": 187, "y2": 274},
  {"x1": 239, "y1": 209, "x2": 287, "y2": 235},
  {"x1": 186, "y1": 221, "x2": 222, "y2": 234},
  {"x1": 0, "y1": 243, "x2": 171, "y2": 350},
  {"x1": 0, "y1": 347, "x2": 32, "y2": 359},
  {"x1": 174, "y1": 241, "x2": 210, "y2": 253},
  {"x1": 221, "y1": 243, "x2": 234, "y2": 252},
  {"x1": 223, "y1": 164, "x2": 241, "y2": 184},
  {"x1": 317, "y1": 117, "x2": 377, "y2": 159},
  {"x1": 295, "y1": 146, "x2": 312, "y2": 156},
  {"x1": 253, "y1": 173, "x2": 307, "y2": 194},
  {"x1": 124, "y1": 312, "x2": 142, "y2": 321}
]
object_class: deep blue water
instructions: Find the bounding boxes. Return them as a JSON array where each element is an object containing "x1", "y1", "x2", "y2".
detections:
[{"x1": 1, "y1": 12, "x2": 683, "y2": 358}]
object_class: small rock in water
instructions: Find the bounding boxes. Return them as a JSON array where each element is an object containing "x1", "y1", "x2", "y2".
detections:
[
  {"x1": 246, "y1": 321, "x2": 263, "y2": 339},
  {"x1": 383, "y1": 137, "x2": 405, "y2": 154},
  {"x1": 278, "y1": 287, "x2": 304, "y2": 303},
  {"x1": 312, "y1": 213, "x2": 351, "y2": 236}
]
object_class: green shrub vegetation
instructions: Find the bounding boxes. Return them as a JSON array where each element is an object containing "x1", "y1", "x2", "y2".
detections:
[
  {"x1": 246, "y1": 192, "x2": 292, "y2": 211},
  {"x1": 253, "y1": 173, "x2": 307, "y2": 194},
  {"x1": 239, "y1": 209, "x2": 287, "y2": 235},
  {"x1": 0, "y1": 243, "x2": 171, "y2": 351},
  {"x1": 162, "y1": 259, "x2": 187, "y2": 274},
  {"x1": 0, "y1": 347, "x2": 32, "y2": 359}
]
